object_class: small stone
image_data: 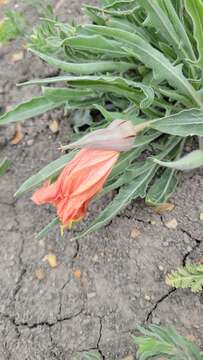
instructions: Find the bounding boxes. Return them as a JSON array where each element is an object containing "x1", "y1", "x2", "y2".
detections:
[
  {"x1": 199, "y1": 213, "x2": 203, "y2": 221},
  {"x1": 187, "y1": 246, "x2": 192, "y2": 252},
  {"x1": 165, "y1": 218, "x2": 178, "y2": 229},
  {"x1": 93, "y1": 254, "x2": 98, "y2": 262},
  {"x1": 73, "y1": 269, "x2": 81, "y2": 279},
  {"x1": 158, "y1": 265, "x2": 164, "y2": 271},
  {"x1": 87, "y1": 292, "x2": 96, "y2": 299},
  {"x1": 35, "y1": 268, "x2": 45, "y2": 280},
  {"x1": 121, "y1": 356, "x2": 133, "y2": 360},
  {"x1": 144, "y1": 295, "x2": 151, "y2": 301},
  {"x1": 38, "y1": 239, "x2": 45, "y2": 248},
  {"x1": 130, "y1": 227, "x2": 141, "y2": 239},
  {"x1": 49, "y1": 119, "x2": 59, "y2": 133},
  {"x1": 27, "y1": 139, "x2": 34, "y2": 146},
  {"x1": 10, "y1": 51, "x2": 24, "y2": 63},
  {"x1": 43, "y1": 253, "x2": 58, "y2": 268},
  {"x1": 150, "y1": 220, "x2": 156, "y2": 225}
]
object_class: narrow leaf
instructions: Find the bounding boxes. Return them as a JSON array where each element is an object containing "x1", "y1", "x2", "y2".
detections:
[
  {"x1": 146, "y1": 168, "x2": 178, "y2": 205},
  {"x1": 0, "y1": 157, "x2": 11, "y2": 176},
  {"x1": 75, "y1": 164, "x2": 157, "y2": 240},
  {"x1": 15, "y1": 151, "x2": 76, "y2": 197},
  {"x1": 153, "y1": 150, "x2": 203, "y2": 170},
  {"x1": 30, "y1": 48, "x2": 136, "y2": 74},
  {"x1": 0, "y1": 96, "x2": 64, "y2": 125},
  {"x1": 36, "y1": 217, "x2": 59, "y2": 239},
  {"x1": 151, "y1": 108, "x2": 203, "y2": 137},
  {"x1": 185, "y1": 0, "x2": 203, "y2": 67}
]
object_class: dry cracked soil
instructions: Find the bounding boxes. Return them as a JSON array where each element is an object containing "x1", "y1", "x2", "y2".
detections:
[{"x1": 0, "y1": 1, "x2": 203, "y2": 359}]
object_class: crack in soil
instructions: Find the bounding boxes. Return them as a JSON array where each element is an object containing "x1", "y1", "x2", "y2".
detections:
[
  {"x1": 145, "y1": 288, "x2": 176, "y2": 323},
  {"x1": 97, "y1": 316, "x2": 105, "y2": 360}
]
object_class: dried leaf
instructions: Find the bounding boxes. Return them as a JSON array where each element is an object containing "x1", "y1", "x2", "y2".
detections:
[
  {"x1": 199, "y1": 256, "x2": 203, "y2": 264},
  {"x1": 186, "y1": 334, "x2": 196, "y2": 343},
  {"x1": 153, "y1": 202, "x2": 174, "y2": 214},
  {"x1": 43, "y1": 253, "x2": 58, "y2": 268},
  {"x1": 10, "y1": 51, "x2": 24, "y2": 63},
  {"x1": 49, "y1": 119, "x2": 59, "y2": 133},
  {"x1": 130, "y1": 227, "x2": 141, "y2": 239},
  {"x1": 165, "y1": 218, "x2": 178, "y2": 229},
  {"x1": 73, "y1": 269, "x2": 81, "y2": 279},
  {"x1": 10, "y1": 123, "x2": 24, "y2": 145},
  {"x1": 35, "y1": 268, "x2": 45, "y2": 280}
]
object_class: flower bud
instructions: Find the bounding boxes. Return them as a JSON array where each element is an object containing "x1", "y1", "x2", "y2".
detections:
[{"x1": 61, "y1": 119, "x2": 137, "y2": 152}]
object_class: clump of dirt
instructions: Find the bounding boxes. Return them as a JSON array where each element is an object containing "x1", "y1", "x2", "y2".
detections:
[{"x1": 0, "y1": 1, "x2": 202, "y2": 359}]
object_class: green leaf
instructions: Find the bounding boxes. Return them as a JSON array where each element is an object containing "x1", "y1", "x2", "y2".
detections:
[
  {"x1": 42, "y1": 87, "x2": 94, "y2": 101},
  {"x1": 36, "y1": 217, "x2": 59, "y2": 239},
  {"x1": 0, "y1": 157, "x2": 11, "y2": 176},
  {"x1": 133, "y1": 129, "x2": 161, "y2": 148},
  {"x1": 150, "y1": 108, "x2": 203, "y2": 137},
  {"x1": 0, "y1": 10, "x2": 25, "y2": 43},
  {"x1": 153, "y1": 150, "x2": 203, "y2": 170},
  {"x1": 146, "y1": 168, "x2": 178, "y2": 205},
  {"x1": 84, "y1": 25, "x2": 201, "y2": 106},
  {"x1": 104, "y1": 160, "x2": 155, "y2": 193},
  {"x1": 29, "y1": 48, "x2": 137, "y2": 74},
  {"x1": 137, "y1": 0, "x2": 195, "y2": 60},
  {"x1": 134, "y1": 325, "x2": 203, "y2": 360},
  {"x1": 185, "y1": 0, "x2": 203, "y2": 67},
  {"x1": 0, "y1": 96, "x2": 64, "y2": 125},
  {"x1": 75, "y1": 163, "x2": 157, "y2": 240},
  {"x1": 15, "y1": 151, "x2": 76, "y2": 197},
  {"x1": 20, "y1": 75, "x2": 155, "y2": 109},
  {"x1": 63, "y1": 34, "x2": 127, "y2": 57},
  {"x1": 166, "y1": 263, "x2": 203, "y2": 293}
]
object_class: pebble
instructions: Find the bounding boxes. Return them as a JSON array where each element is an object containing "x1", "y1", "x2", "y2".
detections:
[
  {"x1": 158, "y1": 265, "x2": 164, "y2": 271},
  {"x1": 130, "y1": 227, "x2": 141, "y2": 239},
  {"x1": 144, "y1": 295, "x2": 151, "y2": 301},
  {"x1": 165, "y1": 218, "x2": 178, "y2": 229},
  {"x1": 199, "y1": 213, "x2": 203, "y2": 221},
  {"x1": 35, "y1": 268, "x2": 45, "y2": 280},
  {"x1": 87, "y1": 292, "x2": 96, "y2": 299},
  {"x1": 27, "y1": 139, "x2": 34, "y2": 146}
]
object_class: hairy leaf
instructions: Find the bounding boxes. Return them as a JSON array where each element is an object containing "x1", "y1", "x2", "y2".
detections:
[
  {"x1": 30, "y1": 48, "x2": 137, "y2": 74},
  {"x1": 146, "y1": 168, "x2": 178, "y2": 205},
  {"x1": 151, "y1": 108, "x2": 203, "y2": 137},
  {"x1": 36, "y1": 217, "x2": 59, "y2": 240},
  {"x1": 84, "y1": 25, "x2": 201, "y2": 106},
  {"x1": 15, "y1": 151, "x2": 76, "y2": 197},
  {"x1": 185, "y1": 0, "x2": 203, "y2": 67},
  {"x1": 0, "y1": 96, "x2": 64, "y2": 125},
  {"x1": 133, "y1": 324, "x2": 203, "y2": 360},
  {"x1": 0, "y1": 157, "x2": 10, "y2": 176},
  {"x1": 153, "y1": 150, "x2": 203, "y2": 170},
  {"x1": 166, "y1": 263, "x2": 203, "y2": 293}
]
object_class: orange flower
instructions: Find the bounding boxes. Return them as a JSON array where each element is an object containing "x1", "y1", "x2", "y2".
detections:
[{"x1": 32, "y1": 148, "x2": 119, "y2": 229}]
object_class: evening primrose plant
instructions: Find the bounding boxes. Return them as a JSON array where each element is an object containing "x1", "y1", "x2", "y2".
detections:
[{"x1": 1, "y1": 0, "x2": 203, "y2": 238}]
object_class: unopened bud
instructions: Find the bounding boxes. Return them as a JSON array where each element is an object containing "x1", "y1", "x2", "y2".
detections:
[{"x1": 61, "y1": 119, "x2": 138, "y2": 152}]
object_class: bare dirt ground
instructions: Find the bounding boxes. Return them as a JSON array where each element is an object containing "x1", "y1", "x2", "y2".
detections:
[{"x1": 0, "y1": 1, "x2": 203, "y2": 359}]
